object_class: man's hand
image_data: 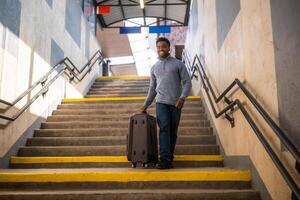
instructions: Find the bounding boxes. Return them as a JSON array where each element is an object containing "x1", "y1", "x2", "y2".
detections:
[
  {"x1": 175, "y1": 98, "x2": 185, "y2": 109},
  {"x1": 140, "y1": 106, "x2": 147, "y2": 113}
]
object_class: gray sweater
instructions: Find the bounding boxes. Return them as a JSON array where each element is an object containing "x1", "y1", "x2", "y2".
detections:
[{"x1": 143, "y1": 56, "x2": 192, "y2": 108}]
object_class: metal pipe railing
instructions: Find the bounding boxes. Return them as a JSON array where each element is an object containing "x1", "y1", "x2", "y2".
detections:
[
  {"x1": 0, "y1": 50, "x2": 106, "y2": 121},
  {"x1": 182, "y1": 49, "x2": 300, "y2": 199}
]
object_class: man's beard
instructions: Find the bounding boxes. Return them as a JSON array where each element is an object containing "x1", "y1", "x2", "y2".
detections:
[{"x1": 159, "y1": 52, "x2": 170, "y2": 58}]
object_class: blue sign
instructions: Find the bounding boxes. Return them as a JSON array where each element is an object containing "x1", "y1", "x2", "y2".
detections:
[
  {"x1": 149, "y1": 26, "x2": 171, "y2": 33},
  {"x1": 120, "y1": 27, "x2": 141, "y2": 34}
]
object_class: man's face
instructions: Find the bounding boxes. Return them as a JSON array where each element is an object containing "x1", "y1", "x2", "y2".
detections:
[{"x1": 156, "y1": 41, "x2": 170, "y2": 58}]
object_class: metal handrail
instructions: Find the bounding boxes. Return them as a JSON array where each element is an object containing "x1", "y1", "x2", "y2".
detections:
[
  {"x1": 182, "y1": 50, "x2": 300, "y2": 199},
  {"x1": 0, "y1": 50, "x2": 106, "y2": 121}
]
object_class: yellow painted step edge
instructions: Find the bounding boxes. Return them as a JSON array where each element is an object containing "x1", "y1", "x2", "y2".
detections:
[
  {"x1": 97, "y1": 76, "x2": 150, "y2": 79},
  {"x1": 62, "y1": 96, "x2": 201, "y2": 103},
  {"x1": 10, "y1": 155, "x2": 223, "y2": 164},
  {"x1": 0, "y1": 170, "x2": 251, "y2": 182}
]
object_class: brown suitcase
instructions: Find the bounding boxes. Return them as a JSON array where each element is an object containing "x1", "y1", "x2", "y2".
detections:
[{"x1": 127, "y1": 113, "x2": 158, "y2": 168}]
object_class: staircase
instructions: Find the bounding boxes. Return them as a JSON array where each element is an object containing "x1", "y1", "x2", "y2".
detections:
[{"x1": 0, "y1": 76, "x2": 261, "y2": 199}]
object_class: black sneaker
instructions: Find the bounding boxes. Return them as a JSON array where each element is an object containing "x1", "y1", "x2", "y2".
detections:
[{"x1": 156, "y1": 161, "x2": 173, "y2": 169}]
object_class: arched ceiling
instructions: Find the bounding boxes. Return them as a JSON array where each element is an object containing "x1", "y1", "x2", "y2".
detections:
[{"x1": 94, "y1": 0, "x2": 191, "y2": 28}]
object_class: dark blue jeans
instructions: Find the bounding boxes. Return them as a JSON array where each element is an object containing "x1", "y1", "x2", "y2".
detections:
[{"x1": 156, "y1": 103, "x2": 181, "y2": 162}]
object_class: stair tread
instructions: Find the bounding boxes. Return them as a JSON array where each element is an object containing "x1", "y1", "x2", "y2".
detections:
[
  {"x1": 10, "y1": 155, "x2": 223, "y2": 164},
  {"x1": 42, "y1": 120, "x2": 209, "y2": 124},
  {"x1": 85, "y1": 95, "x2": 148, "y2": 97},
  {"x1": 21, "y1": 144, "x2": 219, "y2": 148},
  {"x1": 39, "y1": 127, "x2": 211, "y2": 130},
  {"x1": 0, "y1": 188, "x2": 259, "y2": 194},
  {"x1": 30, "y1": 136, "x2": 127, "y2": 139},
  {"x1": 61, "y1": 98, "x2": 201, "y2": 103},
  {"x1": 29, "y1": 135, "x2": 214, "y2": 139},
  {"x1": 11, "y1": 154, "x2": 223, "y2": 158},
  {"x1": 57, "y1": 105, "x2": 202, "y2": 109},
  {"x1": 54, "y1": 107, "x2": 203, "y2": 110},
  {"x1": 36, "y1": 127, "x2": 212, "y2": 130},
  {"x1": 89, "y1": 88, "x2": 149, "y2": 90},
  {"x1": 88, "y1": 90, "x2": 148, "y2": 93},
  {"x1": 34, "y1": 127, "x2": 213, "y2": 136},
  {"x1": 35, "y1": 127, "x2": 213, "y2": 133},
  {"x1": 48, "y1": 115, "x2": 204, "y2": 119},
  {"x1": 0, "y1": 167, "x2": 248, "y2": 173},
  {"x1": 0, "y1": 168, "x2": 249, "y2": 187}
]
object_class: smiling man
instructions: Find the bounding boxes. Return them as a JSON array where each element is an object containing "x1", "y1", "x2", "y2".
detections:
[{"x1": 140, "y1": 37, "x2": 192, "y2": 169}]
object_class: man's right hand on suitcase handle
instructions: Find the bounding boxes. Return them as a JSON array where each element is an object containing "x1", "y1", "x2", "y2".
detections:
[{"x1": 140, "y1": 106, "x2": 147, "y2": 113}]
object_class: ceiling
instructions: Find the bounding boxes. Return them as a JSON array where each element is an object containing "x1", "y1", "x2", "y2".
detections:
[
  {"x1": 94, "y1": 0, "x2": 191, "y2": 28},
  {"x1": 96, "y1": 22, "x2": 133, "y2": 58}
]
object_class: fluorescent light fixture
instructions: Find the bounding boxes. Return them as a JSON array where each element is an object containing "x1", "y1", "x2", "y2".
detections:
[{"x1": 140, "y1": 0, "x2": 144, "y2": 9}]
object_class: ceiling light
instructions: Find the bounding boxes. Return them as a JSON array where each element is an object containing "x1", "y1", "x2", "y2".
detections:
[{"x1": 140, "y1": 0, "x2": 144, "y2": 9}]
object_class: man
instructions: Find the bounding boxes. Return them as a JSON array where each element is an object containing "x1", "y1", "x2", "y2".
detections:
[{"x1": 140, "y1": 37, "x2": 192, "y2": 169}]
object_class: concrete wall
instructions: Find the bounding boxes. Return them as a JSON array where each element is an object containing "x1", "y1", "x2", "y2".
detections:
[
  {"x1": 185, "y1": 0, "x2": 300, "y2": 199},
  {"x1": 0, "y1": 0, "x2": 101, "y2": 160},
  {"x1": 270, "y1": 0, "x2": 300, "y2": 151}
]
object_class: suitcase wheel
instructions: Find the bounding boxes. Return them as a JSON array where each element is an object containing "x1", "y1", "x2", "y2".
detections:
[
  {"x1": 131, "y1": 163, "x2": 137, "y2": 168},
  {"x1": 142, "y1": 163, "x2": 149, "y2": 168}
]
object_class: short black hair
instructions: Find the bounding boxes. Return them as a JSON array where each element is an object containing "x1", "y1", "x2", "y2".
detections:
[{"x1": 156, "y1": 37, "x2": 170, "y2": 47}]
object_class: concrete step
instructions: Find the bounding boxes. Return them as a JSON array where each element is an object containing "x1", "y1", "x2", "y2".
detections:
[
  {"x1": 92, "y1": 80, "x2": 149, "y2": 84},
  {"x1": 61, "y1": 99, "x2": 149, "y2": 104},
  {"x1": 95, "y1": 78, "x2": 150, "y2": 81},
  {"x1": 91, "y1": 84, "x2": 150, "y2": 89},
  {"x1": 52, "y1": 107, "x2": 205, "y2": 115},
  {"x1": 61, "y1": 97, "x2": 202, "y2": 104},
  {"x1": 57, "y1": 101, "x2": 202, "y2": 109},
  {"x1": 60, "y1": 99, "x2": 202, "y2": 104},
  {"x1": 92, "y1": 83, "x2": 150, "y2": 87},
  {"x1": 85, "y1": 94, "x2": 148, "y2": 98},
  {"x1": 46, "y1": 114, "x2": 207, "y2": 122},
  {"x1": 40, "y1": 120, "x2": 210, "y2": 129},
  {"x1": 26, "y1": 135, "x2": 216, "y2": 146},
  {"x1": 94, "y1": 79, "x2": 150, "y2": 83},
  {"x1": 90, "y1": 86, "x2": 149, "y2": 90},
  {"x1": 0, "y1": 189, "x2": 261, "y2": 200},
  {"x1": 34, "y1": 127, "x2": 213, "y2": 137},
  {"x1": 95, "y1": 78, "x2": 149, "y2": 81},
  {"x1": 86, "y1": 92, "x2": 149, "y2": 96},
  {"x1": 18, "y1": 145, "x2": 220, "y2": 156},
  {"x1": 10, "y1": 162, "x2": 223, "y2": 169},
  {"x1": 88, "y1": 88, "x2": 148, "y2": 92},
  {"x1": 55, "y1": 106, "x2": 204, "y2": 112},
  {"x1": 89, "y1": 88, "x2": 148, "y2": 92},
  {"x1": 86, "y1": 91, "x2": 149, "y2": 95},
  {"x1": 10, "y1": 155, "x2": 224, "y2": 169},
  {"x1": 0, "y1": 168, "x2": 251, "y2": 190},
  {"x1": 26, "y1": 136, "x2": 127, "y2": 146}
]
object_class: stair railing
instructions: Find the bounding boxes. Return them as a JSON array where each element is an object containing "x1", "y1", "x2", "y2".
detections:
[
  {"x1": 0, "y1": 50, "x2": 106, "y2": 121},
  {"x1": 182, "y1": 49, "x2": 300, "y2": 199}
]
